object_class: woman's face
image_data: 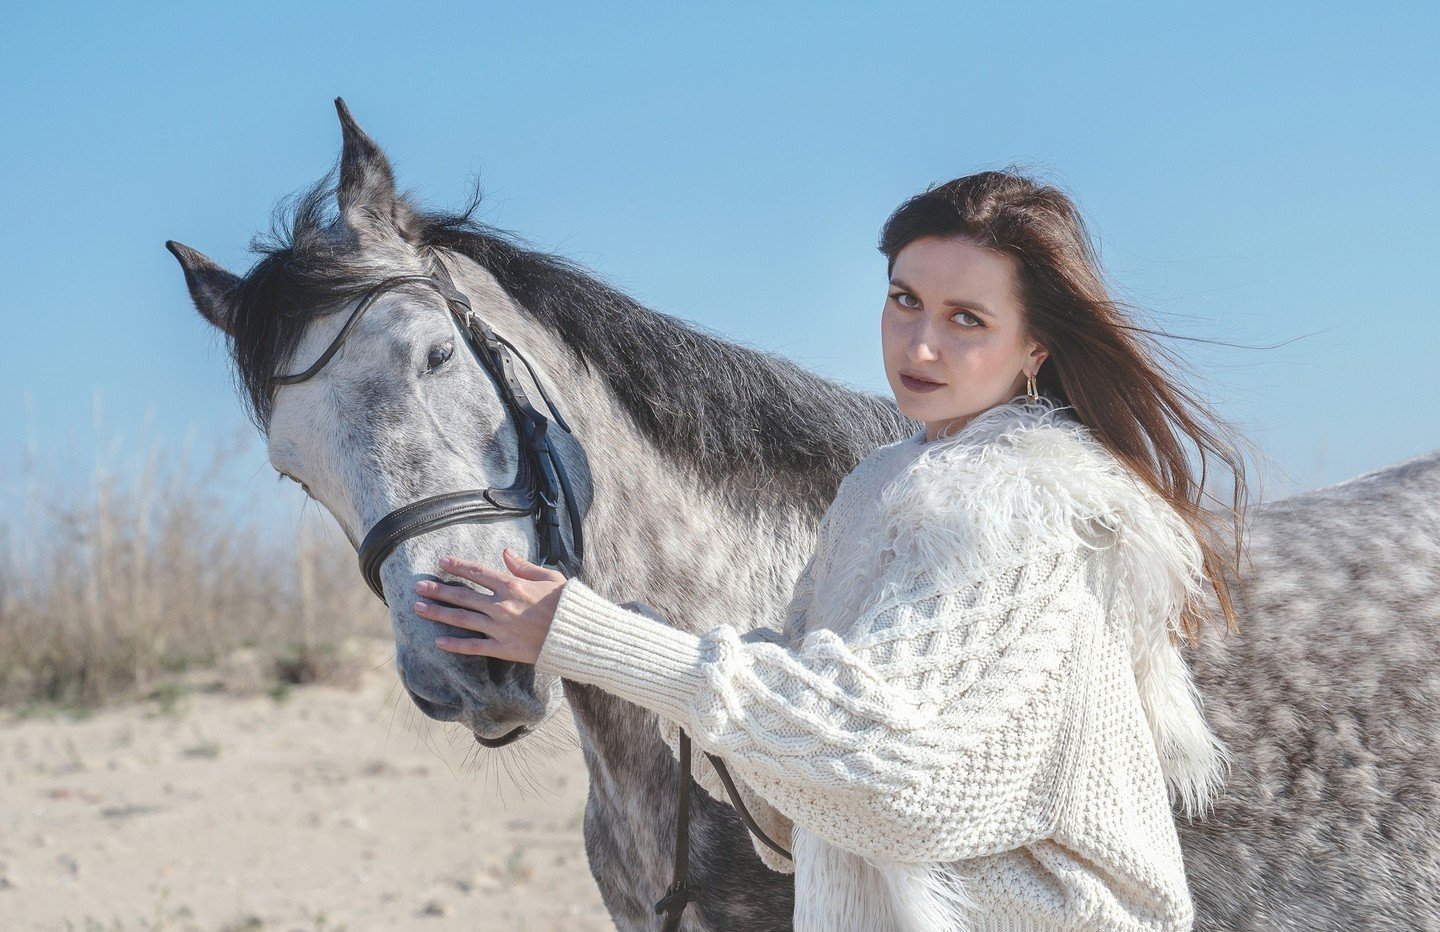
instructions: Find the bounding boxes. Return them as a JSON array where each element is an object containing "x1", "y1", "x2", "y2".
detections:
[{"x1": 881, "y1": 235, "x2": 1049, "y2": 442}]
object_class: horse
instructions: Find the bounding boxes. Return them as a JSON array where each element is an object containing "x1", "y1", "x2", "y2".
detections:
[{"x1": 167, "y1": 99, "x2": 1440, "y2": 929}]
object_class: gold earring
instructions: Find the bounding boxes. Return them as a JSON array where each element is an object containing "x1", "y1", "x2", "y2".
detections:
[{"x1": 1025, "y1": 373, "x2": 1039, "y2": 402}]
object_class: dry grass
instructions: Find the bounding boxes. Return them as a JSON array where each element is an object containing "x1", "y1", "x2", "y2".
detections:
[{"x1": 0, "y1": 412, "x2": 387, "y2": 712}]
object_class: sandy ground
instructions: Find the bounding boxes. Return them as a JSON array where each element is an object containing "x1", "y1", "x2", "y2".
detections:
[{"x1": 0, "y1": 639, "x2": 615, "y2": 931}]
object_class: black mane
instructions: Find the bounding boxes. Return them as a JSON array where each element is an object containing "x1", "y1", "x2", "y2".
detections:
[{"x1": 226, "y1": 178, "x2": 915, "y2": 516}]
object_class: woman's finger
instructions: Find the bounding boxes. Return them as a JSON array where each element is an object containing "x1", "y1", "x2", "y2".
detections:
[
  {"x1": 434, "y1": 634, "x2": 501, "y2": 658},
  {"x1": 440, "y1": 557, "x2": 510, "y2": 592},
  {"x1": 502, "y1": 547, "x2": 565, "y2": 582},
  {"x1": 414, "y1": 599, "x2": 495, "y2": 634},
  {"x1": 415, "y1": 580, "x2": 489, "y2": 612}
]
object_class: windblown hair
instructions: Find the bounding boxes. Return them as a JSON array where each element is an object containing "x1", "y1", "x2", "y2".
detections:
[
  {"x1": 224, "y1": 175, "x2": 913, "y2": 518},
  {"x1": 879, "y1": 167, "x2": 1255, "y2": 643}
]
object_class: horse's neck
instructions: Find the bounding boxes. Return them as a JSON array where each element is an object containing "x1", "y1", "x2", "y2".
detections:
[
  {"x1": 558, "y1": 435, "x2": 802, "y2": 928},
  {"x1": 564, "y1": 684, "x2": 692, "y2": 923},
  {"x1": 565, "y1": 680, "x2": 665, "y2": 781}
]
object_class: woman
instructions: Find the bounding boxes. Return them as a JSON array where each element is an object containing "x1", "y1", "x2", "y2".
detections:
[{"x1": 411, "y1": 170, "x2": 1251, "y2": 930}]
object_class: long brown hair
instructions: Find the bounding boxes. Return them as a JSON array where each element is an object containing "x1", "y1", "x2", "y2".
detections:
[{"x1": 879, "y1": 167, "x2": 1254, "y2": 645}]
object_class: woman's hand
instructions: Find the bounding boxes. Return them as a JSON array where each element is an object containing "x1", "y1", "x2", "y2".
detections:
[{"x1": 413, "y1": 548, "x2": 568, "y2": 665}]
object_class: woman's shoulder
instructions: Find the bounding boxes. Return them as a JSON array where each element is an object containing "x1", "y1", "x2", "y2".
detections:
[
  {"x1": 815, "y1": 428, "x2": 930, "y2": 533},
  {"x1": 876, "y1": 397, "x2": 1202, "y2": 592},
  {"x1": 857, "y1": 399, "x2": 1227, "y2": 817},
  {"x1": 840, "y1": 427, "x2": 928, "y2": 488}
]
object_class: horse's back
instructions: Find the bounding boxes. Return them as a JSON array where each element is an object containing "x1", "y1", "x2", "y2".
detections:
[{"x1": 1183, "y1": 448, "x2": 1440, "y2": 929}]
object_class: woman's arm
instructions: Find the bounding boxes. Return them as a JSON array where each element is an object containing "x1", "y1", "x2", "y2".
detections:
[{"x1": 536, "y1": 545, "x2": 1097, "y2": 864}]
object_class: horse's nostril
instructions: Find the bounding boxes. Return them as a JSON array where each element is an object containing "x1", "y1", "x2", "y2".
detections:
[{"x1": 410, "y1": 692, "x2": 465, "y2": 722}]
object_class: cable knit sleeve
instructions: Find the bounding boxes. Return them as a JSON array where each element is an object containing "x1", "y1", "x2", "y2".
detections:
[{"x1": 536, "y1": 543, "x2": 1098, "y2": 865}]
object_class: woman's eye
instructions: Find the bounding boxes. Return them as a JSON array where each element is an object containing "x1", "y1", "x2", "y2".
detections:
[
  {"x1": 427, "y1": 340, "x2": 454, "y2": 370},
  {"x1": 891, "y1": 292, "x2": 920, "y2": 309},
  {"x1": 952, "y1": 311, "x2": 983, "y2": 328}
]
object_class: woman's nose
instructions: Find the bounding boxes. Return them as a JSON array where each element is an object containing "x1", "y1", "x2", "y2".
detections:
[
  {"x1": 910, "y1": 341, "x2": 939, "y2": 362},
  {"x1": 907, "y1": 322, "x2": 940, "y2": 361}
]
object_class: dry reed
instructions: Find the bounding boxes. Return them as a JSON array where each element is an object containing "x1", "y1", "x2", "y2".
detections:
[{"x1": 0, "y1": 408, "x2": 387, "y2": 711}]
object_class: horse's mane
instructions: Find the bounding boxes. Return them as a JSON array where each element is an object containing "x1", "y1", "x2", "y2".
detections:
[{"x1": 225, "y1": 176, "x2": 914, "y2": 516}]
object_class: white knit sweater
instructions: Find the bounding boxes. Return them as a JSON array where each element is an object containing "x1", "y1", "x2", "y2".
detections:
[{"x1": 536, "y1": 396, "x2": 1232, "y2": 931}]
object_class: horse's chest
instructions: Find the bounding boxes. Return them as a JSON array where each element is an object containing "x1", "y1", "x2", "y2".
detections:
[{"x1": 578, "y1": 742, "x2": 795, "y2": 930}]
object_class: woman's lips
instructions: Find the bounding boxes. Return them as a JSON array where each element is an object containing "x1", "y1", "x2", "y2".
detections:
[{"x1": 900, "y1": 373, "x2": 945, "y2": 393}]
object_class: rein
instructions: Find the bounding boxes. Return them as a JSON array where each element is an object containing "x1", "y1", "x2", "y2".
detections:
[{"x1": 658, "y1": 732, "x2": 794, "y2": 931}]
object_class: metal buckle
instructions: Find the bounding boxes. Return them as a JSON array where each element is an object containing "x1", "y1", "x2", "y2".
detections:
[{"x1": 654, "y1": 882, "x2": 695, "y2": 916}]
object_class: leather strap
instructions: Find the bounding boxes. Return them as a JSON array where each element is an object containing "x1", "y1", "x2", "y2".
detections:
[
  {"x1": 358, "y1": 483, "x2": 534, "y2": 601},
  {"x1": 270, "y1": 275, "x2": 441, "y2": 385},
  {"x1": 704, "y1": 751, "x2": 793, "y2": 861},
  {"x1": 655, "y1": 731, "x2": 697, "y2": 930},
  {"x1": 655, "y1": 729, "x2": 793, "y2": 929}
]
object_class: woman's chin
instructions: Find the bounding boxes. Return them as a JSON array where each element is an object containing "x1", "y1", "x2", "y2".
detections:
[{"x1": 896, "y1": 399, "x2": 955, "y2": 424}]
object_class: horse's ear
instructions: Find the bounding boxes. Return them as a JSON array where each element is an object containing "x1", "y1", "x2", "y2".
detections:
[
  {"x1": 166, "y1": 241, "x2": 241, "y2": 335},
  {"x1": 334, "y1": 97, "x2": 418, "y2": 245}
]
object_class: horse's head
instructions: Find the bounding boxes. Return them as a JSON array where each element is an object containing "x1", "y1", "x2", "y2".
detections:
[{"x1": 166, "y1": 100, "x2": 589, "y2": 747}]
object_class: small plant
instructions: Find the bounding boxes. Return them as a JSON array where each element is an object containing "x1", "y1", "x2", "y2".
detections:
[
  {"x1": 298, "y1": 907, "x2": 348, "y2": 932},
  {"x1": 273, "y1": 643, "x2": 335, "y2": 686},
  {"x1": 502, "y1": 845, "x2": 535, "y2": 883},
  {"x1": 181, "y1": 739, "x2": 220, "y2": 760},
  {"x1": 60, "y1": 736, "x2": 86, "y2": 774},
  {"x1": 146, "y1": 683, "x2": 186, "y2": 717},
  {"x1": 140, "y1": 885, "x2": 199, "y2": 931},
  {"x1": 62, "y1": 885, "x2": 200, "y2": 931}
]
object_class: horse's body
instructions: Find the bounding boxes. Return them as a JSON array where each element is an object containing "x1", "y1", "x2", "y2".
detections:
[
  {"x1": 169, "y1": 101, "x2": 1440, "y2": 929},
  {"x1": 1176, "y1": 452, "x2": 1440, "y2": 928}
]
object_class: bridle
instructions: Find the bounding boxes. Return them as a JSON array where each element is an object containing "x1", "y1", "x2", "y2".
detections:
[
  {"x1": 269, "y1": 258, "x2": 585, "y2": 600},
  {"x1": 267, "y1": 256, "x2": 789, "y2": 930}
]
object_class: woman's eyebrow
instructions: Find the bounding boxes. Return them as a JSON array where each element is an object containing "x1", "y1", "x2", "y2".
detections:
[{"x1": 889, "y1": 277, "x2": 993, "y2": 317}]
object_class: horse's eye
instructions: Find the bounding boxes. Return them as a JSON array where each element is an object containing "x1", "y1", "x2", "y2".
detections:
[
  {"x1": 278, "y1": 471, "x2": 313, "y2": 498},
  {"x1": 427, "y1": 340, "x2": 454, "y2": 370}
]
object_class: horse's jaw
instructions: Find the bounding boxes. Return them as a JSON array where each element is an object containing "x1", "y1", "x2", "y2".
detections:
[{"x1": 390, "y1": 604, "x2": 563, "y2": 742}]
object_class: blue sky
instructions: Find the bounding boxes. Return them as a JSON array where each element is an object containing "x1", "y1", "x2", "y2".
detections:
[{"x1": 1, "y1": 1, "x2": 1436, "y2": 527}]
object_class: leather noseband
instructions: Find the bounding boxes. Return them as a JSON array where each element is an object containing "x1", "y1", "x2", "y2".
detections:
[{"x1": 268, "y1": 259, "x2": 584, "y2": 601}]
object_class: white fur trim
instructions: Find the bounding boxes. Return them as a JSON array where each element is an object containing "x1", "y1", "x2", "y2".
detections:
[
  {"x1": 867, "y1": 395, "x2": 1232, "y2": 819},
  {"x1": 793, "y1": 825, "x2": 979, "y2": 931}
]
